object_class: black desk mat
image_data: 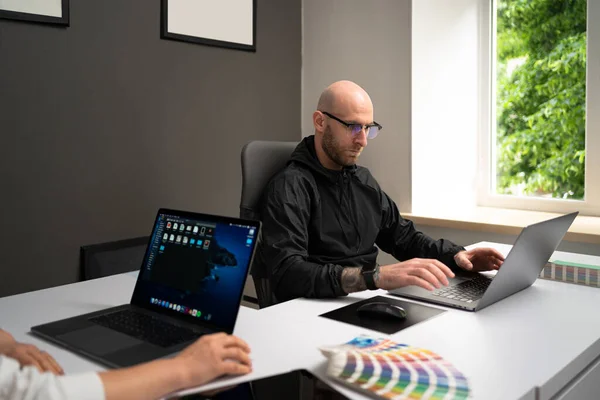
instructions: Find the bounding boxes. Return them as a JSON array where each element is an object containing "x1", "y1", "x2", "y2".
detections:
[{"x1": 319, "y1": 295, "x2": 446, "y2": 334}]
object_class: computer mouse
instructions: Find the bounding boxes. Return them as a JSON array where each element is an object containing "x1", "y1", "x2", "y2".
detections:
[{"x1": 356, "y1": 301, "x2": 407, "y2": 320}]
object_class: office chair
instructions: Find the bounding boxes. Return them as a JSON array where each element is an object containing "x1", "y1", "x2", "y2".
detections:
[
  {"x1": 240, "y1": 140, "x2": 298, "y2": 308},
  {"x1": 79, "y1": 236, "x2": 149, "y2": 281}
]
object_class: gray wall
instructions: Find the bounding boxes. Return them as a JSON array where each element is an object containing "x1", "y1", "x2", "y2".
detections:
[
  {"x1": 302, "y1": 0, "x2": 412, "y2": 212},
  {"x1": 0, "y1": 0, "x2": 301, "y2": 297}
]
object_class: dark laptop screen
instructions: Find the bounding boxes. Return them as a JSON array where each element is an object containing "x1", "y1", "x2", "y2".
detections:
[{"x1": 131, "y1": 209, "x2": 259, "y2": 333}]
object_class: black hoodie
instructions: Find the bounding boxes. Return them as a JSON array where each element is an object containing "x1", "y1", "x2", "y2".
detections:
[{"x1": 254, "y1": 136, "x2": 464, "y2": 302}]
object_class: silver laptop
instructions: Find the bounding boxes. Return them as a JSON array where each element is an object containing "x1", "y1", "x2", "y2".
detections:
[
  {"x1": 31, "y1": 208, "x2": 260, "y2": 368},
  {"x1": 390, "y1": 212, "x2": 578, "y2": 311}
]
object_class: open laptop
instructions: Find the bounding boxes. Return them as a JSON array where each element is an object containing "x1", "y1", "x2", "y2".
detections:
[
  {"x1": 31, "y1": 208, "x2": 260, "y2": 368},
  {"x1": 390, "y1": 212, "x2": 578, "y2": 311}
]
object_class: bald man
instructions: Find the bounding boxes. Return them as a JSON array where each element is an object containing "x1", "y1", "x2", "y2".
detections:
[{"x1": 254, "y1": 80, "x2": 504, "y2": 304}]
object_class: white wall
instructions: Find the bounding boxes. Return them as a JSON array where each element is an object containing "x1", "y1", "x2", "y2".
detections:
[
  {"x1": 412, "y1": 0, "x2": 480, "y2": 215},
  {"x1": 302, "y1": 0, "x2": 413, "y2": 212}
]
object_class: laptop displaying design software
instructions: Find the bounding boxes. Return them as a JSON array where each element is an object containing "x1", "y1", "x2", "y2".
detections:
[
  {"x1": 390, "y1": 212, "x2": 578, "y2": 312},
  {"x1": 31, "y1": 208, "x2": 260, "y2": 368}
]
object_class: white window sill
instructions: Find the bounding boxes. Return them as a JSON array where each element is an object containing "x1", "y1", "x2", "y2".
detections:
[{"x1": 403, "y1": 207, "x2": 600, "y2": 245}]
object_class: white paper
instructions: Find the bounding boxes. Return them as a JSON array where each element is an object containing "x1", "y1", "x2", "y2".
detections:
[
  {"x1": 168, "y1": 0, "x2": 253, "y2": 46},
  {"x1": 0, "y1": 0, "x2": 62, "y2": 17}
]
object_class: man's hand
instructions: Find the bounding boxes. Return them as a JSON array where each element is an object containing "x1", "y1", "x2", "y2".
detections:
[
  {"x1": 175, "y1": 333, "x2": 252, "y2": 388},
  {"x1": 3, "y1": 342, "x2": 64, "y2": 375},
  {"x1": 454, "y1": 248, "x2": 505, "y2": 272},
  {"x1": 377, "y1": 258, "x2": 455, "y2": 291}
]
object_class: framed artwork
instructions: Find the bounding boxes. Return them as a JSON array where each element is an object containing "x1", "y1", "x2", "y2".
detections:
[
  {"x1": 0, "y1": 0, "x2": 69, "y2": 26},
  {"x1": 161, "y1": 0, "x2": 256, "y2": 52}
]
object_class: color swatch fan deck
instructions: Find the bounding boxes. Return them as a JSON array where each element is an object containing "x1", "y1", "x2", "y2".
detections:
[{"x1": 320, "y1": 336, "x2": 471, "y2": 399}]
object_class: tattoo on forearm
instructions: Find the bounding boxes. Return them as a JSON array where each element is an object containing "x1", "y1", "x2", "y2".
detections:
[{"x1": 341, "y1": 267, "x2": 367, "y2": 294}]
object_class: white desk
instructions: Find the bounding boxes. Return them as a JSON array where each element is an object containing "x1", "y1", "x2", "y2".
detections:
[{"x1": 2, "y1": 242, "x2": 600, "y2": 400}]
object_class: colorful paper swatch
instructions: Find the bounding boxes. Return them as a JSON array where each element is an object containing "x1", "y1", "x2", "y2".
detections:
[
  {"x1": 540, "y1": 260, "x2": 600, "y2": 287},
  {"x1": 320, "y1": 336, "x2": 470, "y2": 400}
]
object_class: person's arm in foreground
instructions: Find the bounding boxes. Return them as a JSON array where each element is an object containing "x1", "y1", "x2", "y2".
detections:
[
  {"x1": 0, "y1": 328, "x2": 63, "y2": 374},
  {"x1": 0, "y1": 329, "x2": 13, "y2": 351},
  {"x1": 102, "y1": 333, "x2": 251, "y2": 400},
  {"x1": 0, "y1": 333, "x2": 251, "y2": 400}
]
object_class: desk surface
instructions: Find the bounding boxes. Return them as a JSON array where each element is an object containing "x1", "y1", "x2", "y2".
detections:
[{"x1": 1, "y1": 242, "x2": 600, "y2": 400}]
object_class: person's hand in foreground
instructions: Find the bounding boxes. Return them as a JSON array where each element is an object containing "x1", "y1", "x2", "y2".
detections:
[
  {"x1": 0, "y1": 328, "x2": 63, "y2": 374},
  {"x1": 175, "y1": 332, "x2": 252, "y2": 385},
  {"x1": 100, "y1": 332, "x2": 252, "y2": 400},
  {"x1": 454, "y1": 248, "x2": 505, "y2": 272}
]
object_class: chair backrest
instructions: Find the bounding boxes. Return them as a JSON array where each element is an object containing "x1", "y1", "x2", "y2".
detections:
[
  {"x1": 240, "y1": 140, "x2": 297, "y2": 308},
  {"x1": 240, "y1": 140, "x2": 298, "y2": 220},
  {"x1": 80, "y1": 236, "x2": 149, "y2": 280}
]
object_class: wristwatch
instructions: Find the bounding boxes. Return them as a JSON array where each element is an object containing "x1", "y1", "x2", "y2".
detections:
[{"x1": 361, "y1": 263, "x2": 380, "y2": 290}]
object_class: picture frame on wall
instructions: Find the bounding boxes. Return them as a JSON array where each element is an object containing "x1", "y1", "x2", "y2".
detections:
[
  {"x1": 0, "y1": 0, "x2": 69, "y2": 26},
  {"x1": 161, "y1": 0, "x2": 256, "y2": 52}
]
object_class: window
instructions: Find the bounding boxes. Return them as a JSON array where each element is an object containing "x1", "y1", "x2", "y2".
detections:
[{"x1": 479, "y1": 0, "x2": 600, "y2": 216}]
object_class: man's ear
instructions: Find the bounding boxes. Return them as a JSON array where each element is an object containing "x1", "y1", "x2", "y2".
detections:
[{"x1": 313, "y1": 111, "x2": 326, "y2": 133}]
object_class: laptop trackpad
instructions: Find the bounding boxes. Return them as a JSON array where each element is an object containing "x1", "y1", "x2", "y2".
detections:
[
  {"x1": 449, "y1": 276, "x2": 471, "y2": 286},
  {"x1": 57, "y1": 326, "x2": 143, "y2": 355}
]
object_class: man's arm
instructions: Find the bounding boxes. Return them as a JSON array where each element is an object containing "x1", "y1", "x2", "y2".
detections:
[
  {"x1": 341, "y1": 260, "x2": 457, "y2": 294},
  {"x1": 376, "y1": 191, "x2": 464, "y2": 267},
  {"x1": 340, "y1": 267, "x2": 368, "y2": 293},
  {"x1": 373, "y1": 190, "x2": 503, "y2": 274},
  {"x1": 260, "y1": 175, "x2": 347, "y2": 301}
]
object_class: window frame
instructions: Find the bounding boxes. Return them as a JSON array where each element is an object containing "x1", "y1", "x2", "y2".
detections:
[{"x1": 477, "y1": 0, "x2": 600, "y2": 217}]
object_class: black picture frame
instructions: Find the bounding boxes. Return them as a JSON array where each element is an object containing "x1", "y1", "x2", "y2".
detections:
[
  {"x1": 160, "y1": 0, "x2": 256, "y2": 52},
  {"x1": 0, "y1": 0, "x2": 69, "y2": 26}
]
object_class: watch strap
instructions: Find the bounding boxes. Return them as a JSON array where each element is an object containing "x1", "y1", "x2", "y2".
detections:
[{"x1": 361, "y1": 263, "x2": 379, "y2": 290}]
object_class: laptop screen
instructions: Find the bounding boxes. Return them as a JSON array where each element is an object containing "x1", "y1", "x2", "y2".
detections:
[{"x1": 131, "y1": 209, "x2": 260, "y2": 333}]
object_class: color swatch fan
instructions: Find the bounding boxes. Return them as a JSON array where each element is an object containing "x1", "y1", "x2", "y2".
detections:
[
  {"x1": 320, "y1": 336, "x2": 471, "y2": 399},
  {"x1": 540, "y1": 259, "x2": 600, "y2": 287}
]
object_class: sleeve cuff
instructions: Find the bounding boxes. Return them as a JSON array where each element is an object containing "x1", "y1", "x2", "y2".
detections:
[
  {"x1": 334, "y1": 264, "x2": 351, "y2": 296},
  {"x1": 442, "y1": 246, "x2": 466, "y2": 271}
]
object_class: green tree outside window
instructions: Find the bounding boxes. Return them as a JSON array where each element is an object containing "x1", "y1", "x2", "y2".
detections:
[{"x1": 496, "y1": 0, "x2": 586, "y2": 199}]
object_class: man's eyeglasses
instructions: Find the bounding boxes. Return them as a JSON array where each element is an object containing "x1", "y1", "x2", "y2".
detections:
[{"x1": 320, "y1": 111, "x2": 382, "y2": 139}]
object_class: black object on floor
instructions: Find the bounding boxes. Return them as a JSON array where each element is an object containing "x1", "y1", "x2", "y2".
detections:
[{"x1": 319, "y1": 295, "x2": 446, "y2": 334}]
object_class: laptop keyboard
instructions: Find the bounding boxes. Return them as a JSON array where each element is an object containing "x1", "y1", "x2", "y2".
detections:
[
  {"x1": 432, "y1": 274, "x2": 493, "y2": 303},
  {"x1": 89, "y1": 309, "x2": 202, "y2": 348}
]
